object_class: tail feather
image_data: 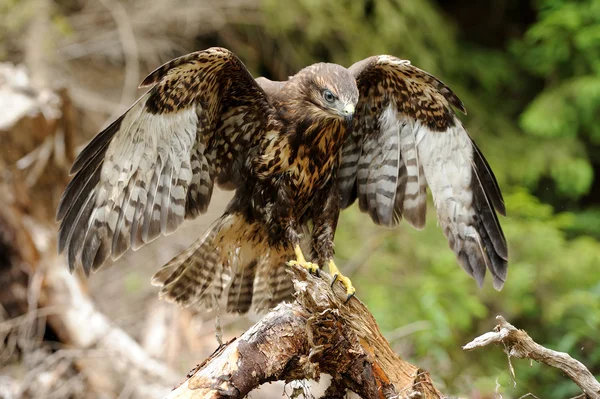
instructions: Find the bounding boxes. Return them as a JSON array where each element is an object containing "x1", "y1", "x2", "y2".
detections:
[
  {"x1": 252, "y1": 254, "x2": 294, "y2": 313},
  {"x1": 227, "y1": 259, "x2": 258, "y2": 313},
  {"x1": 152, "y1": 213, "x2": 294, "y2": 313},
  {"x1": 151, "y1": 218, "x2": 225, "y2": 308},
  {"x1": 268, "y1": 264, "x2": 294, "y2": 307}
]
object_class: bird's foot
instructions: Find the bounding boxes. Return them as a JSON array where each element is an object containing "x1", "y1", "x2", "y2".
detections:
[
  {"x1": 328, "y1": 260, "x2": 355, "y2": 302},
  {"x1": 288, "y1": 244, "x2": 320, "y2": 276},
  {"x1": 288, "y1": 259, "x2": 320, "y2": 276}
]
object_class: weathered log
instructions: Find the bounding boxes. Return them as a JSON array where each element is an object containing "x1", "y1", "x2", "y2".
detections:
[{"x1": 165, "y1": 265, "x2": 444, "y2": 399}]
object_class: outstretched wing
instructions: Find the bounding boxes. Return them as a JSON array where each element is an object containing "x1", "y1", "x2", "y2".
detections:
[
  {"x1": 57, "y1": 47, "x2": 269, "y2": 275},
  {"x1": 339, "y1": 55, "x2": 508, "y2": 289}
]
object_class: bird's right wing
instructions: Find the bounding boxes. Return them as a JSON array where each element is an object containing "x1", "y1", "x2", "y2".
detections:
[
  {"x1": 338, "y1": 55, "x2": 508, "y2": 289},
  {"x1": 57, "y1": 47, "x2": 270, "y2": 275}
]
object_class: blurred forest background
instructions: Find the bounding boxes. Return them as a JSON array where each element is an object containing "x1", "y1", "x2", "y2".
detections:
[{"x1": 0, "y1": 0, "x2": 599, "y2": 398}]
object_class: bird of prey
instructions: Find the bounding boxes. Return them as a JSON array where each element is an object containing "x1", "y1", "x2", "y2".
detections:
[{"x1": 56, "y1": 47, "x2": 508, "y2": 314}]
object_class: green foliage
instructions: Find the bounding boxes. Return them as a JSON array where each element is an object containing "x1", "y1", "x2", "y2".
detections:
[
  {"x1": 261, "y1": 0, "x2": 458, "y2": 73},
  {"x1": 512, "y1": 0, "x2": 600, "y2": 202},
  {"x1": 257, "y1": 0, "x2": 600, "y2": 397}
]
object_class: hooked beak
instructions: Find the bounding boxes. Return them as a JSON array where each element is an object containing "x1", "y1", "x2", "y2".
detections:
[
  {"x1": 342, "y1": 103, "x2": 355, "y2": 116},
  {"x1": 341, "y1": 103, "x2": 355, "y2": 126}
]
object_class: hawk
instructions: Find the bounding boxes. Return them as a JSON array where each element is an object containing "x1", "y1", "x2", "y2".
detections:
[{"x1": 57, "y1": 47, "x2": 507, "y2": 314}]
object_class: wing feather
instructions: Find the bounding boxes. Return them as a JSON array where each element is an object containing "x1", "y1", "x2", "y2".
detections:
[
  {"x1": 472, "y1": 140, "x2": 506, "y2": 216},
  {"x1": 398, "y1": 119, "x2": 427, "y2": 228},
  {"x1": 338, "y1": 135, "x2": 361, "y2": 209},
  {"x1": 356, "y1": 131, "x2": 376, "y2": 217},
  {"x1": 365, "y1": 106, "x2": 401, "y2": 226},
  {"x1": 342, "y1": 55, "x2": 508, "y2": 289},
  {"x1": 57, "y1": 47, "x2": 270, "y2": 274}
]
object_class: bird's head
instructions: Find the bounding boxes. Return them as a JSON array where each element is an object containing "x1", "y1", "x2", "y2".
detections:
[{"x1": 288, "y1": 63, "x2": 359, "y2": 124}]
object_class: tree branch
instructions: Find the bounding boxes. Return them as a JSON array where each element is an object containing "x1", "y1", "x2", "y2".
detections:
[
  {"x1": 164, "y1": 265, "x2": 443, "y2": 399},
  {"x1": 463, "y1": 315, "x2": 600, "y2": 399}
]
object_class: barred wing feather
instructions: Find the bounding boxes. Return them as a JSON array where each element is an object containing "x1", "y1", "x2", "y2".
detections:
[
  {"x1": 339, "y1": 55, "x2": 508, "y2": 289},
  {"x1": 57, "y1": 47, "x2": 269, "y2": 275}
]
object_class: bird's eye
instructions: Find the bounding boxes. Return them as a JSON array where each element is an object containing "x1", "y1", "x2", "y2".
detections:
[{"x1": 323, "y1": 89, "x2": 335, "y2": 103}]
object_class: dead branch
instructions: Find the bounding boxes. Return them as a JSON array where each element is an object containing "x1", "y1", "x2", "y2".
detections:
[
  {"x1": 165, "y1": 265, "x2": 444, "y2": 399},
  {"x1": 463, "y1": 315, "x2": 600, "y2": 399},
  {"x1": 39, "y1": 249, "x2": 180, "y2": 398}
]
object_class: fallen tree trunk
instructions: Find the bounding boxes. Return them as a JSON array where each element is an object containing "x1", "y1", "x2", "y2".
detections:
[{"x1": 165, "y1": 265, "x2": 443, "y2": 399}]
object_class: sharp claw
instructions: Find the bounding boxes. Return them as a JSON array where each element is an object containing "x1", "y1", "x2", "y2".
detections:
[
  {"x1": 331, "y1": 274, "x2": 338, "y2": 287},
  {"x1": 315, "y1": 268, "x2": 321, "y2": 277},
  {"x1": 327, "y1": 260, "x2": 356, "y2": 301}
]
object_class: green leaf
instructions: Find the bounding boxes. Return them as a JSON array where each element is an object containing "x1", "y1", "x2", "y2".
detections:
[
  {"x1": 550, "y1": 157, "x2": 594, "y2": 197},
  {"x1": 520, "y1": 88, "x2": 579, "y2": 138}
]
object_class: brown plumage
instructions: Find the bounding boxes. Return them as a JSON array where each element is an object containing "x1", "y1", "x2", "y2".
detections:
[{"x1": 57, "y1": 47, "x2": 508, "y2": 314}]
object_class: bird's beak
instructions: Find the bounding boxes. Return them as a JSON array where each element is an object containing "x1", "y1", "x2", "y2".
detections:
[{"x1": 342, "y1": 103, "x2": 355, "y2": 116}]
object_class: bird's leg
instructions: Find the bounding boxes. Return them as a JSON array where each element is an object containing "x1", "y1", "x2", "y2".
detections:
[
  {"x1": 327, "y1": 259, "x2": 356, "y2": 301},
  {"x1": 287, "y1": 243, "x2": 320, "y2": 275},
  {"x1": 274, "y1": 183, "x2": 321, "y2": 275},
  {"x1": 311, "y1": 180, "x2": 355, "y2": 301}
]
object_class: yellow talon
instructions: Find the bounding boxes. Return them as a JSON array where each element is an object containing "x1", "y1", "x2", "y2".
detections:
[
  {"x1": 288, "y1": 244, "x2": 320, "y2": 275},
  {"x1": 328, "y1": 259, "x2": 356, "y2": 302}
]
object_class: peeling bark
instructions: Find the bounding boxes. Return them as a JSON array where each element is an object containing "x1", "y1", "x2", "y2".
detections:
[{"x1": 166, "y1": 265, "x2": 444, "y2": 399}]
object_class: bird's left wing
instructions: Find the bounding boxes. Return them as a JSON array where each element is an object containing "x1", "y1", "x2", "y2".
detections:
[
  {"x1": 339, "y1": 55, "x2": 508, "y2": 289},
  {"x1": 57, "y1": 47, "x2": 270, "y2": 275}
]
